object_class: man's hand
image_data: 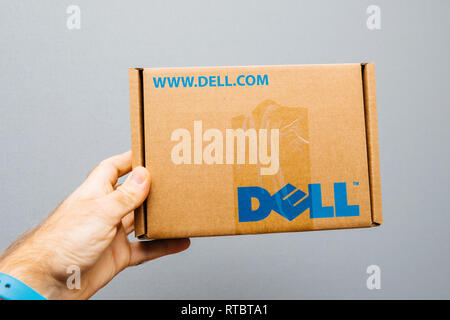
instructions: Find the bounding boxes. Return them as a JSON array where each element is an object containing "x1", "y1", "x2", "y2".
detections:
[{"x1": 0, "y1": 151, "x2": 190, "y2": 299}]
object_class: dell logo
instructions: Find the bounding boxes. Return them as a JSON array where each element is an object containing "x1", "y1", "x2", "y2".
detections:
[{"x1": 237, "y1": 183, "x2": 359, "y2": 222}]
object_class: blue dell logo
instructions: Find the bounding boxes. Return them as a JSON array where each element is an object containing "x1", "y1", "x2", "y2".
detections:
[{"x1": 237, "y1": 183, "x2": 359, "y2": 222}]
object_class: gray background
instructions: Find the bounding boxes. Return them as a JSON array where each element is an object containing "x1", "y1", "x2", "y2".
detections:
[{"x1": 1, "y1": 0, "x2": 449, "y2": 299}]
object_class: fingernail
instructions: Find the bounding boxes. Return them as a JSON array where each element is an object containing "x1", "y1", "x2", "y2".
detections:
[{"x1": 130, "y1": 167, "x2": 147, "y2": 184}]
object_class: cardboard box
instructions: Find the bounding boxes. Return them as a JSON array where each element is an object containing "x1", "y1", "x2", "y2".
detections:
[{"x1": 129, "y1": 63, "x2": 382, "y2": 239}]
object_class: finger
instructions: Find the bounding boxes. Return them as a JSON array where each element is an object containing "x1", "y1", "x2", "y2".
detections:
[
  {"x1": 128, "y1": 238, "x2": 190, "y2": 266},
  {"x1": 85, "y1": 151, "x2": 132, "y2": 190},
  {"x1": 122, "y1": 212, "x2": 135, "y2": 234},
  {"x1": 99, "y1": 166, "x2": 151, "y2": 224}
]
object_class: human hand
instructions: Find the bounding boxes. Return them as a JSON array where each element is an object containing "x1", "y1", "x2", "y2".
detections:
[{"x1": 0, "y1": 151, "x2": 190, "y2": 299}]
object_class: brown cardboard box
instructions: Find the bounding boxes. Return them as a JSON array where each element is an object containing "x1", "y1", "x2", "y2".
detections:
[{"x1": 129, "y1": 63, "x2": 382, "y2": 239}]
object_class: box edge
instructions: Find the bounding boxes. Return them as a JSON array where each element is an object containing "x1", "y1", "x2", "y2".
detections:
[
  {"x1": 361, "y1": 63, "x2": 383, "y2": 225},
  {"x1": 129, "y1": 68, "x2": 148, "y2": 237}
]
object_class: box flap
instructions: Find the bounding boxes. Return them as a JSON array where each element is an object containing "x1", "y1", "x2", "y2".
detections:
[
  {"x1": 129, "y1": 68, "x2": 147, "y2": 237},
  {"x1": 362, "y1": 63, "x2": 383, "y2": 225}
]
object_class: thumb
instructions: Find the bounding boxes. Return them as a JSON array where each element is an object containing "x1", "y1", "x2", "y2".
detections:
[{"x1": 101, "y1": 166, "x2": 150, "y2": 223}]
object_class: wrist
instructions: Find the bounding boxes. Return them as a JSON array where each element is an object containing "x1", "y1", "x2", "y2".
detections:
[
  {"x1": 0, "y1": 272, "x2": 46, "y2": 300},
  {"x1": 0, "y1": 256, "x2": 64, "y2": 299}
]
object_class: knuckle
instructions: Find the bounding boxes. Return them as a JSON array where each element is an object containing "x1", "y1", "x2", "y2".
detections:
[
  {"x1": 116, "y1": 185, "x2": 139, "y2": 204},
  {"x1": 98, "y1": 159, "x2": 112, "y2": 170},
  {"x1": 97, "y1": 159, "x2": 119, "y2": 176},
  {"x1": 98, "y1": 159, "x2": 108, "y2": 167}
]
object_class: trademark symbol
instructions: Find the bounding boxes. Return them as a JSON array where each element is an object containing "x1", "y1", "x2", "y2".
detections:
[{"x1": 353, "y1": 181, "x2": 359, "y2": 186}]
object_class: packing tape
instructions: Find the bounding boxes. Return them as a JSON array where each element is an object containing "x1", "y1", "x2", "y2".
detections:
[{"x1": 232, "y1": 99, "x2": 314, "y2": 235}]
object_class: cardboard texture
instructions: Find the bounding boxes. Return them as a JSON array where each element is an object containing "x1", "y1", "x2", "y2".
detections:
[{"x1": 129, "y1": 63, "x2": 382, "y2": 239}]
